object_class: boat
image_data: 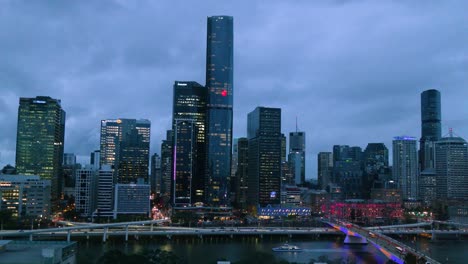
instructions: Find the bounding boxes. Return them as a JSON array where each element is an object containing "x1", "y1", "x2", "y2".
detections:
[{"x1": 272, "y1": 243, "x2": 303, "y2": 252}]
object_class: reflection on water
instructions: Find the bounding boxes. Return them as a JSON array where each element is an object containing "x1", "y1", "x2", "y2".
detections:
[{"x1": 77, "y1": 237, "x2": 466, "y2": 264}]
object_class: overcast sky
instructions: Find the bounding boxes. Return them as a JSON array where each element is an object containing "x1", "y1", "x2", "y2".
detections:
[{"x1": 1, "y1": 0, "x2": 467, "y2": 179}]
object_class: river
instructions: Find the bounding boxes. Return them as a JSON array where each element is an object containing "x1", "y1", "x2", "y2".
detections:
[{"x1": 76, "y1": 236, "x2": 466, "y2": 264}]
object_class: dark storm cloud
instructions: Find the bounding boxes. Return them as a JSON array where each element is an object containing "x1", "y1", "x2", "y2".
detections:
[{"x1": 1, "y1": 0, "x2": 467, "y2": 179}]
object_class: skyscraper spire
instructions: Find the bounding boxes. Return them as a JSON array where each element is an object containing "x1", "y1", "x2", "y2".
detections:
[{"x1": 296, "y1": 116, "x2": 298, "y2": 132}]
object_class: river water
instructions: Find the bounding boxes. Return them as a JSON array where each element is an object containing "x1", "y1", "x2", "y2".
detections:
[{"x1": 76, "y1": 236, "x2": 466, "y2": 264}]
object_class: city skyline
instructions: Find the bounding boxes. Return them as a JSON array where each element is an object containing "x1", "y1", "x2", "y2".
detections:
[{"x1": 1, "y1": 1, "x2": 468, "y2": 180}]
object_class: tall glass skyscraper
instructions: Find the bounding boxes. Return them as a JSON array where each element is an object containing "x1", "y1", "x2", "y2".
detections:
[
  {"x1": 289, "y1": 131, "x2": 306, "y2": 185},
  {"x1": 205, "y1": 16, "x2": 234, "y2": 206},
  {"x1": 247, "y1": 107, "x2": 282, "y2": 206},
  {"x1": 99, "y1": 118, "x2": 150, "y2": 183},
  {"x1": 318, "y1": 152, "x2": 333, "y2": 190},
  {"x1": 172, "y1": 81, "x2": 207, "y2": 205},
  {"x1": 15, "y1": 96, "x2": 65, "y2": 200},
  {"x1": 420, "y1": 89, "x2": 441, "y2": 170}
]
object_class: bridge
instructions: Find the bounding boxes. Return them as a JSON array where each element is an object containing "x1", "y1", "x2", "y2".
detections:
[
  {"x1": 323, "y1": 219, "x2": 442, "y2": 264},
  {"x1": 1, "y1": 218, "x2": 465, "y2": 263}
]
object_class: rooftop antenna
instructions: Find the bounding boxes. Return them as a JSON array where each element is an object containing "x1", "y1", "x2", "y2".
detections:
[
  {"x1": 296, "y1": 116, "x2": 298, "y2": 132},
  {"x1": 449, "y1": 128, "x2": 453, "y2": 137}
]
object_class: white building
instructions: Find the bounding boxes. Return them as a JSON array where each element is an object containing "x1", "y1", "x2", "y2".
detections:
[
  {"x1": 96, "y1": 165, "x2": 114, "y2": 217},
  {"x1": 392, "y1": 136, "x2": 418, "y2": 200},
  {"x1": 435, "y1": 135, "x2": 468, "y2": 200},
  {"x1": 74, "y1": 165, "x2": 97, "y2": 217},
  {"x1": 0, "y1": 175, "x2": 51, "y2": 219}
]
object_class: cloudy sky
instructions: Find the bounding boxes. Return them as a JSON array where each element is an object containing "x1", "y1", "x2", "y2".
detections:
[{"x1": 1, "y1": 0, "x2": 467, "y2": 179}]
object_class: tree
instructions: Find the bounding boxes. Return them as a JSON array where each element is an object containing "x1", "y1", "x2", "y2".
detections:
[{"x1": 0, "y1": 209, "x2": 13, "y2": 230}]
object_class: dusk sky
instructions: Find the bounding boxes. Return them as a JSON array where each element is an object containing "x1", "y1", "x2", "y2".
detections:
[{"x1": 1, "y1": 1, "x2": 467, "y2": 180}]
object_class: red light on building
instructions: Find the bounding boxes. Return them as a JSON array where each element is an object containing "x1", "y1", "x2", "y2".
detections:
[{"x1": 221, "y1": 90, "x2": 228, "y2": 97}]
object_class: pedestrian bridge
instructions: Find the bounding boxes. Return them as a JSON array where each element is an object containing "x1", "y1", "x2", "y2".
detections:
[{"x1": 323, "y1": 219, "x2": 441, "y2": 264}]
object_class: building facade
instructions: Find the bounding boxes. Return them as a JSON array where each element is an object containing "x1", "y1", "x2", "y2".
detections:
[
  {"x1": 99, "y1": 118, "x2": 150, "y2": 183},
  {"x1": 392, "y1": 136, "x2": 418, "y2": 200},
  {"x1": 74, "y1": 165, "x2": 97, "y2": 217},
  {"x1": 234, "y1": 137, "x2": 249, "y2": 209},
  {"x1": 318, "y1": 152, "x2": 333, "y2": 190},
  {"x1": 113, "y1": 184, "x2": 150, "y2": 219},
  {"x1": 15, "y1": 96, "x2": 65, "y2": 200},
  {"x1": 420, "y1": 89, "x2": 441, "y2": 171},
  {"x1": 96, "y1": 165, "x2": 114, "y2": 217},
  {"x1": 247, "y1": 107, "x2": 282, "y2": 207},
  {"x1": 172, "y1": 81, "x2": 207, "y2": 205},
  {"x1": 289, "y1": 131, "x2": 306, "y2": 185},
  {"x1": 0, "y1": 175, "x2": 51, "y2": 218},
  {"x1": 150, "y1": 153, "x2": 162, "y2": 195},
  {"x1": 172, "y1": 119, "x2": 194, "y2": 205},
  {"x1": 434, "y1": 135, "x2": 468, "y2": 200},
  {"x1": 160, "y1": 130, "x2": 173, "y2": 197},
  {"x1": 205, "y1": 16, "x2": 234, "y2": 206}
]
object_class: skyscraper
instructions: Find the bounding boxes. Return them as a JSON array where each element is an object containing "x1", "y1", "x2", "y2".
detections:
[
  {"x1": 392, "y1": 136, "x2": 418, "y2": 200},
  {"x1": 96, "y1": 165, "x2": 113, "y2": 217},
  {"x1": 247, "y1": 107, "x2": 282, "y2": 206},
  {"x1": 434, "y1": 134, "x2": 468, "y2": 200},
  {"x1": 318, "y1": 152, "x2": 333, "y2": 190},
  {"x1": 420, "y1": 89, "x2": 441, "y2": 170},
  {"x1": 289, "y1": 131, "x2": 306, "y2": 185},
  {"x1": 332, "y1": 145, "x2": 350, "y2": 166},
  {"x1": 117, "y1": 124, "x2": 150, "y2": 184},
  {"x1": 205, "y1": 16, "x2": 234, "y2": 206},
  {"x1": 99, "y1": 119, "x2": 150, "y2": 183},
  {"x1": 15, "y1": 96, "x2": 65, "y2": 199},
  {"x1": 172, "y1": 81, "x2": 207, "y2": 205},
  {"x1": 234, "y1": 138, "x2": 248, "y2": 209},
  {"x1": 150, "y1": 153, "x2": 162, "y2": 195},
  {"x1": 363, "y1": 143, "x2": 389, "y2": 171},
  {"x1": 160, "y1": 130, "x2": 173, "y2": 197},
  {"x1": 90, "y1": 150, "x2": 100, "y2": 170},
  {"x1": 172, "y1": 119, "x2": 194, "y2": 205},
  {"x1": 74, "y1": 165, "x2": 97, "y2": 217}
]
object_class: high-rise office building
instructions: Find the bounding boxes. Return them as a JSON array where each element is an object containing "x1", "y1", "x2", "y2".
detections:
[
  {"x1": 363, "y1": 143, "x2": 389, "y2": 172},
  {"x1": 281, "y1": 134, "x2": 287, "y2": 163},
  {"x1": 113, "y1": 184, "x2": 150, "y2": 219},
  {"x1": 90, "y1": 150, "x2": 100, "y2": 170},
  {"x1": 420, "y1": 89, "x2": 441, "y2": 170},
  {"x1": 99, "y1": 119, "x2": 150, "y2": 183},
  {"x1": 289, "y1": 131, "x2": 306, "y2": 185},
  {"x1": 333, "y1": 159, "x2": 363, "y2": 199},
  {"x1": 172, "y1": 81, "x2": 207, "y2": 205},
  {"x1": 318, "y1": 152, "x2": 333, "y2": 190},
  {"x1": 288, "y1": 152, "x2": 302, "y2": 185},
  {"x1": 117, "y1": 124, "x2": 150, "y2": 184},
  {"x1": 234, "y1": 138, "x2": 248, "y2": 209},
  {"x1": 419, "y1": 168, "x2": 437, "y2": 205},
  {"x1": 247, "y1": 107, "x2": 282, "y2": 206},
  {"x1": 15, "y1": 96, "x2": 65, "y2": 200},
  {"x1": 333, "y1": 145, "x2": 350, "y2": 167},
  {"x1": 0, "y1": 175, "x2": 51, "y2": 218},
  {"x1": 205, "y1": 16, "x2": 234, "y2": 206},
  {"x1": 349, "y1": 146, "x2": 363, "y2": 165},
  {"x1": 63, "y1": 153, "x2": 76, "y2": 166},
  {"x1": 392, "y1": 136, "x2": 418, "y2": 200},
  {"x1": 160, "y1": 130, "x2": 173, "y2": 197},
  {"x1": 150, "y1": 153, "x2": 162, "y2": 195},
  {"x1": 74, "y1": 165, "x2": 97, "y2": 217},
  {"x1": 434, "y1": 134, "x2": 468, "y2": 200},
  {"x1": 96, "y1": 165, "x2": 113, "y2": 217},
  {"x1": 172, "y1": 120, "x2": 194, "y2": 205},
  {"x1": 62, "y1": 153, "x2": 80, "y2": 191}
]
